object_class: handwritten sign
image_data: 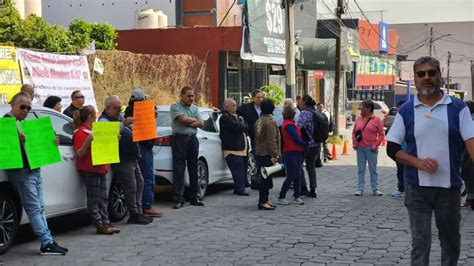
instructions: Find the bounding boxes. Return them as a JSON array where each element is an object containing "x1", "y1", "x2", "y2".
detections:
[
  {"x1": 21, "y1": 117, "x2": 61, "y2": 169},
  {"x1": 133, "y1": 100, "x2": 156, "y2": 142},
  {"x1": 0, "y1": 117, "x2": 23, "y2": 169},
  {"x1": 91, "y1": 122, "x2": 120, "y2": 165}
]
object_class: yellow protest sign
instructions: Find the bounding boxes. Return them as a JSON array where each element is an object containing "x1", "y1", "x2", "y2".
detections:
[
  {"x1": 0, "y1": 46, "x2": 22, "y2": 103},
  {"x1": 91, "y1": 122, "x2": 120, "y2": 165},
  {"x1": 133, "y1": 100, "x2": 156, "y2": 142}
]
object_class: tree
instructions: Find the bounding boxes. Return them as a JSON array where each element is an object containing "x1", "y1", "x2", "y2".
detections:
[
  {"x1": 0, "y1": 1, "x2": 21, "y2": 45},
  {"x1": 90, "y1": 22, "x2": 117, "y2": 50},
  {"x1": 68, "y1": 18, "x2": 93, "y2": 50},
  {"x1": 260, "y1": 84, "x2": 284, "y2": 106}
]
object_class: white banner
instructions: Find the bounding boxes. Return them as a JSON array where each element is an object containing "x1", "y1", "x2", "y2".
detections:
[{"x1": 16, "y1": 49, "x2": 98, "y2": 111}]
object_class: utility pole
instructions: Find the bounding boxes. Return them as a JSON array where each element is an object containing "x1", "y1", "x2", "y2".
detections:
[
  {"x1": 447, "y1": 51, "x2": 451, "y2": 94},
  {"x1": 429, "y1": 27, "x2": 433, "y2": 57},
  {"x1": 285, "y1": 0, "x2": 296, "y2": 99},
  {"x1": 333, "y1": 0, "x2": 343, "y2": 136}
]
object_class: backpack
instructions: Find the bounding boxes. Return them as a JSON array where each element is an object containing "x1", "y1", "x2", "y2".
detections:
[{"x1": 310, "y1": 110, "x2": 329, "y2": 143}]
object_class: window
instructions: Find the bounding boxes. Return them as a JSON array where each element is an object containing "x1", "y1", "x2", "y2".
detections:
[
  {"x1": 37, "y1": 111, "x2": 73, "y2": 145},
  {"x1": 200, "y1": 112, "x2": 217, "y2": 133},
  {"x1": 157, "y1": 111, "x2": 172, "y2": 127}
]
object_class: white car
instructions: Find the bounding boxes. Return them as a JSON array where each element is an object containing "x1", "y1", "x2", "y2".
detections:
[
  {"x1": 153, "y1": 106, "x2": 256, "y2": 199},
  {"x1": 0, "y1": 105, "x2": 127, "y2": 255}
]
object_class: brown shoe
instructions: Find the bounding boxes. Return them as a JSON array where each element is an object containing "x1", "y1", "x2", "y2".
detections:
[
  {"x1": 143, "y1": 208, "x2": 163, "y2": 218},
  {"x1": 106, "y1": 225, "x2": 121, "y2": 234},
  {"x1": 96, "y1": 226, "x2": 115, "y2": 235}
]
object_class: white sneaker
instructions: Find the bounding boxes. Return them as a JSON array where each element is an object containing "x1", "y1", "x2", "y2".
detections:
[
  {"x1": 374, "y1": 190, "x2": 383, "y2": 196},
  {"x1": 354, "y1": 190, "x2": 363, "y2": 196},
  {"x1": 277, "y1": 198, "x2": 289, "y2": 205},
  {"x1": 293, "y1": 197, "x2": 304, "y2": 205}
]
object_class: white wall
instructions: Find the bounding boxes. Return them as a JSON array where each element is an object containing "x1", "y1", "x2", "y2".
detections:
[{"x1": 42, "y1": 0, "x2": 176, "y2": 30}]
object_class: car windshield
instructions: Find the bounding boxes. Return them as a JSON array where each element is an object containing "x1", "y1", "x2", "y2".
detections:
[{"x1": 157, "y1": 111, "x2": 172, "y2": 127}]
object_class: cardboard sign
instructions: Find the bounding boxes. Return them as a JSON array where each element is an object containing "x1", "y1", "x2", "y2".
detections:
[
  {"x1": 132, "y1": 100, "x2": 156, "y2": 142},
  {"x1": 91, "y1": 122, "x2": 120, "y2": 165},
  {"x1": 21, "y1": 117, "x2": 61, "y2": 169},
  {"x1": 0, "y1": 117, "x2": 23, "y2": 169}
]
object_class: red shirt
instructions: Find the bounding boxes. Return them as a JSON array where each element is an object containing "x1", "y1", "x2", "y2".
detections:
[
  {"x1": 73, "y1": 124, "x2": 110, "y2": 175},
  {"x1": 282, "y1": 119, "x2": 305, "y2": 153}
]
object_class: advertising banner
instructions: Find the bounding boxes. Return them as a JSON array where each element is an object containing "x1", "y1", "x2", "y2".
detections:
[
  {"x1": 16, "y1": 49, "x2": 97, "y2": 110},
  {"x1": 241, "y1": 0, "x2": 286, "y2": 64},
  {"x1": 379, "y1": 22, "x2": 389, "y2": 53},
  {"x1": 0, "y1": 46, "x2": 22, "y2": 103}
]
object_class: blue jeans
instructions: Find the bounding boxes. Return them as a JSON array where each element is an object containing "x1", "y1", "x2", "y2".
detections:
[
  {"x1": 138, "y1": 145, "x2": 155, "y2": 210},
  {"x1": 356, "y1": 147, "x2": 379, "y2": 192},
  {"x1": 7, "y1": 169, "x2": 53, "y2": 246},
  {"x1": 280, "y1": 151, "x2": 303, "y2": 199}
]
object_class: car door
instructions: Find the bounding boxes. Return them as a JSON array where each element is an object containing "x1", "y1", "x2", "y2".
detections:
[
  {"x1": 36, "y1": 110, "x2": 86, "y2": 212},
  {"x1": 198, "y1": 111, "x2": 227, "y2": 182}
]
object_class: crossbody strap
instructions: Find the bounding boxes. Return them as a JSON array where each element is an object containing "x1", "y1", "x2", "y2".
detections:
[{"x1": 361, "y1": 117, "x2": 372, "y2": 132}]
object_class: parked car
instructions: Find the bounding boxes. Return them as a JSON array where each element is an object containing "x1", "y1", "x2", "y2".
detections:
[
  {"x1": 348, "y1": 100, "x2": 389, "y2": 123},
  {"x1": 384, "y1": 106, "x2": 398, "y2": 134},
  {"x1": 153, "y1": 106, "x2": 256, "y2": 199},
  {"x1": 0, "y1": 105, "x2": 127, "y2": 255}
]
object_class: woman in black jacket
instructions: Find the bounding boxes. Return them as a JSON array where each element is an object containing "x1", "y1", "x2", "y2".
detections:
[{"x1": 219, "y1": 98, "x2": 250, "y2": 196}]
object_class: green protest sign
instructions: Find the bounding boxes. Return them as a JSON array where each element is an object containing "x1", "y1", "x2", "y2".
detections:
[
  {"x1": 92, "y1": 121, "x2": 120, "y2": 165},
  {"x1": 21, "y1": 117, "x2": 61, "y2": 169},
  {"x1": 0, "y1": 117, "x2": 23, "y2": 169}
]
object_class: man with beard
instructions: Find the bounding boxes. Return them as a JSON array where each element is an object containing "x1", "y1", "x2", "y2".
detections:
[{"x1": 387, "y1": 56, "x2": 474, "y2": 265}]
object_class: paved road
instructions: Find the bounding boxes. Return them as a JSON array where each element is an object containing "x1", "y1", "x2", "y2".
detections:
[{"x1": 2, "y1": 146, "x2": 474, "y2": 265}]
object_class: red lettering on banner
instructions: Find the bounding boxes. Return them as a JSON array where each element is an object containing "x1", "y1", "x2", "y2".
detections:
[
  {"x1": 50, "y1": 68, "x2": 71, "y2": 79},
  {"x1": 32, "y1": 67, "x2": 50, "y2": 78}
]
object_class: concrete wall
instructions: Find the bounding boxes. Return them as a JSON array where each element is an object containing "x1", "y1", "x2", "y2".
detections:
[
  {"x1": 42, "y1": 0, "x2": 176, "y2": 30},
  {"x1": 392, "y1": 21, "x2": 474, "y2": 99}
]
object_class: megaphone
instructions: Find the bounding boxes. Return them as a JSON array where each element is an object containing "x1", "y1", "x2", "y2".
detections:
[{"x1": 261, "y1": 163, "x2": 285, "y2": 179}]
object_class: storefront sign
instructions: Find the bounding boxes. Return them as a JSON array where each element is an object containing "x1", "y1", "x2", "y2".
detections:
[{"x1": 379, "y1": 22, "x2": 389, "y2": 53}]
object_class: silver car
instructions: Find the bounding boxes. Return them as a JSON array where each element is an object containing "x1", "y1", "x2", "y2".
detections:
[
  {"x1": 0, "y1": 105, "x2": 127, "y2": 255},
  {"x1": 153, "y1": 106, "x2": 256, "y2": 199}
]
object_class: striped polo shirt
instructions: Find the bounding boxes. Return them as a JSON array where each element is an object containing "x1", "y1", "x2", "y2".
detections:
[{"x1": 387, "y1": 93, "x2": 474, "y2": 188}]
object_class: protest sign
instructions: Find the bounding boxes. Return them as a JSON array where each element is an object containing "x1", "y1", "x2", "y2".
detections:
[
  {"x1": 133, "y1": 100, "x2": 156, "y2": 142},
  {"x1": 91, "y1": 121, "x2": 120, "y2": 165},
  {"x1": 0, "y1": 46, "x2": 22, "y2": 103},
  {"x1": 0, "y1": 117, "x2": 23, "y2": 169},
  {"x1": 16, "y1": 48, "x2": 98, "y2": 110},
  {"x1": 21, "y1": 117, "x2": 61, "y2": 169}
]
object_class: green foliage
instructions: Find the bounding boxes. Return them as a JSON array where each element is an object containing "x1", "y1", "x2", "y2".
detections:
[
  {"x1": 260, "y1": 84, "x2": 284, "y2": 106},
  {"x1": 0, "y1": 4, "x2": 116, "y2": 52}
]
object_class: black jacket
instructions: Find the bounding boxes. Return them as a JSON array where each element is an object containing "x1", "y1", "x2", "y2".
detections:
[
  {"x1": 236, "y1": 102, "x2": 259, "y2": 150},
  {"x1": 219, "y1": 111, "x2": 248, "y2": 151}
]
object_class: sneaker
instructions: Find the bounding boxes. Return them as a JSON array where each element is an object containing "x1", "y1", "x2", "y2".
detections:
[
  {"x1": 374, "y1": 190, "x2": 383, "y2": 196},
  {"x1": 354, "y1": 190, "x2": 363, "y2": 196},
  {"x1": 307, "y1": 189, "x2": 317, "y2": 198},
  {"x1": 390, "y1": 190, "x2": 404, "y2": 197},
  {"x1": 127, "y1": 214, "x2": 150, "y2": 225},
  {"x1": 293, "y1": 197, "x2": 304, "y2": 205},
  {"x1": 276, "y1": 198, "x2": 290, "y2": 205},
  {"x1": 40, "y1": 241, "x2": 68, "y2": 256}
]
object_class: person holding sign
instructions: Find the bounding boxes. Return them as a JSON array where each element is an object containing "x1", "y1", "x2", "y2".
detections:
[
  {"x1": 72, "y1": 105, "x2": 120, "y2": 235},
  {"x1": 170, "y1": 86, "x2": 204, "y2": 209},
  {"x1": 98, "y1": 95, "x2": 151, "y2": 225},
  {"x1": 127, "y1": 89, "x2": 163, "y2": 218},
  {"x1": 3, "y1": 92, "x2": 68, "y2": 255}
]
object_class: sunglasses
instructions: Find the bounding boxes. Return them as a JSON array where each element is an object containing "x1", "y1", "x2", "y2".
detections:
[
  {"x1": 416, "y1": 69, "x2": 438, "y2": 78},
  {"x1": 74, "y1": 96, "x2": 85, "y2": 99},
  {"x1": 20, "y1": 105, "x2": 32, "y2": 111}
]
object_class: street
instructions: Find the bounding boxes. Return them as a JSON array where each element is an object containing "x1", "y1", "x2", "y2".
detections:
[{"x1": 2, "y1": 146, "x2": 474, "y2": 265}]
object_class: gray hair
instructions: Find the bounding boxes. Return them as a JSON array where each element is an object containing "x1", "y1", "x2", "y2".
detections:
[
  {"x1": 104, "y1": 95, "x2": 121, "y2": 108},
  {"x1": 413, "y1": 56, "x2": 441, "y2": 73},
  {"x1": 223, "y1": 98, "x2": 236, "y2": 109},
  {"x1": 10, "y1": 92, "x2": 31, "y2": 106},
  {"x1": 282, "y1": 103, "x2": 296, "y2": 120},
  {"x1": 283, "y1": 98, "x2": 294, "y2": 107}
]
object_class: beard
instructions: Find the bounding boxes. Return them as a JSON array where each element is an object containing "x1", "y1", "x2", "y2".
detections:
[{"x1": 419, "y1": 84, "x2": 439, "y2": 97}]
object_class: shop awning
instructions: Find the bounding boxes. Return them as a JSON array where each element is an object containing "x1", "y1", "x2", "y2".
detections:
[{"x1": 297, "y1": 38, "x2": 353, "y2": 71}]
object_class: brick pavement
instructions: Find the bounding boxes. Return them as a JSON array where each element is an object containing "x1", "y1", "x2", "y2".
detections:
[{"x1": 1, "y1": 145, "x2": 474, "y2": 265}]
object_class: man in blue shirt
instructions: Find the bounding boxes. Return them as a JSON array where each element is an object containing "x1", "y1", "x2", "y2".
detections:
[{"x1": 387, "y1": 56, "x2": 474, "y2": 266}]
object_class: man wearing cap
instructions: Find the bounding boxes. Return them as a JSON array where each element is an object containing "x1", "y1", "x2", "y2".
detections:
[
  {"x1": 127, "y1": 88, "x2": 163, "y2": 218},
  {"x1": 170, "y1": 86, "x2": 204, "y2": 209}
]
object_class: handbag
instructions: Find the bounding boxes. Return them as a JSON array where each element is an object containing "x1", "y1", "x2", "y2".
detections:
[{"x1": 355, "y1": 118, "x2": 372, "y2": 142}]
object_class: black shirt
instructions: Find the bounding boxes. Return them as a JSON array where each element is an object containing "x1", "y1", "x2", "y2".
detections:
[{"x1": 63, "y1": 104, "x2": 79, "y2": 118}]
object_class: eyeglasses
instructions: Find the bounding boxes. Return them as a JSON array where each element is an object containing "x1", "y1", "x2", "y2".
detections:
[
  {"x1": 19, "y1": 105, "x2": 32, "y2": 111},
  {"x1": 74, "y1": 96, "x2": 85, "y2": 99},
  {"x1": 416, "y1": 69, "x2": 438, "y2": 78}
]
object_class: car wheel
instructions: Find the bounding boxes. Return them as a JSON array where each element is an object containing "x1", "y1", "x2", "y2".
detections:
[
  {"x1": 197, "y1": 159, "x2": 209, "y2": 200},
  {"x1": 0, "y1": 191, "x2": 20, "y2": 255},
  {"x1": 108, "y1": 178, "x2": 128, "y2": 222},
  {"x1": 247, "y1": 153, "x2": 257, "y2": 185}
]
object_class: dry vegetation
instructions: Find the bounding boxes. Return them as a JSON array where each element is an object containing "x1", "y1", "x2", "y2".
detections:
[{"x1": 88, "y1": 50, "x2": 210, "y2": 110}]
